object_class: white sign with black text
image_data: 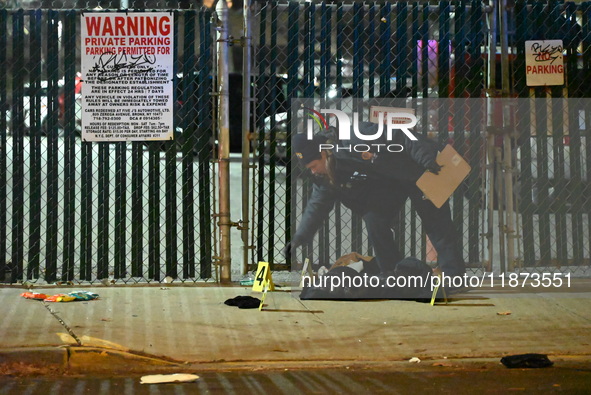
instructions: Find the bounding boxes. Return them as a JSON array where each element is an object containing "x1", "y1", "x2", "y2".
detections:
[{"x1": 525, "y1": 40, "x2": 564, "y2": 87}]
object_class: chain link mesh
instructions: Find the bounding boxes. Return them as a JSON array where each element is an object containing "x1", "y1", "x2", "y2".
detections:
[
  {"x1": 2, "y1": 0, "x2": 591, "y2": 284},
  {"x1": 250, "y1": 1, "x2": 591, "y2": 277},
  {"x1": 0, "y1": 1, "x2": 227, "y2": 10},
  {"x1": 250, "y1": 1, "x2": 489, "y2": 275},
  {"x1": 0, "y1": 8, "x2": 217, "y2": 285},
  {"x1": 505, "y1": 1, "x2": 591, "y2": 275}
]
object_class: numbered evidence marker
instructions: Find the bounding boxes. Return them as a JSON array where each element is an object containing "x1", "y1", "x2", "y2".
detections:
[
  {"x1": 258, "y1": 279, "x2": 271, "y2": 311},
  {"x1": 299, "y1": 258, "x2": 314, "y2": 288},
  {"x1": 252, "y1": 261, "x2": 275, "y2": 292}
]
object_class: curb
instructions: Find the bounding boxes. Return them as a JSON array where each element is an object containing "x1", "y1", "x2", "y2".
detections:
[
  {"x1": 0, "y1": 347, "x2": 68, "y2": 367},
  {"x1": 0, "y1": 346, "x2": 181, "y2": 375},
  {"x1": 67, "y1": 347, "x2": 181, "y2": 372},
  {"x1": 2, "y1": 347, "x2": 591, "y2": 376}
]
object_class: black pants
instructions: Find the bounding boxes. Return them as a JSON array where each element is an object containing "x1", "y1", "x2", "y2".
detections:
[{"x1": 361, "y1": 181, "x2": 465, "y2": 276}]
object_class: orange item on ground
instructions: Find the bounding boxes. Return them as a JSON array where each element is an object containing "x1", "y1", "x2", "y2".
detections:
[{"x1": 20, "y1": 292, "x2": 49, "y2": 300}]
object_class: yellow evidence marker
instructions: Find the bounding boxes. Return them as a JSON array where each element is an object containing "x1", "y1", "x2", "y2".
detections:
[
  {"x1": 258, "y1": 279, "x2": 271, "y2": 311},
  {"x1": 252, "y1": 261, "x2": 275, "y2": 292},
  {"x1": 299, "y1": 258, "x2": 314, "y2": 288}
]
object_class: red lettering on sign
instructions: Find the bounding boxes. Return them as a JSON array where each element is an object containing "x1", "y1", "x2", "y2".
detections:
[
  {"x1": 526, "y1": 64, "x2": 564, "y2": 74},
  {"x1": 84, "y1": 15, "x2": 171, "y2": 37}
]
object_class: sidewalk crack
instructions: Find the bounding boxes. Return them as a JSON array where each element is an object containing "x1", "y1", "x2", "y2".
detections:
[
  {"x1": 41, "y1": 301, "x2": 82, "y2": 346},
  {"x1": 296, "y1": 298, "x2": 326, "y2": 324},
  {"x1": 541, "y1": 294, "x2": 591, "y2": 324}
]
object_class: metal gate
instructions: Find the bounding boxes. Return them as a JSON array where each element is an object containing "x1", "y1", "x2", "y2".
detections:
[
  {"x1": 249, "y1": 1, "x2": 488, "y2": 273},
  {"x1": 0, "y1": 7, "x2": 216, "y2": 285},
  {"x1": 2, "y1": 1, "x2": 591, "y2": 286},
  {"x1": 508, "y1": 1, "x2": 591, "y2": 275},
  {"x1": 247, "y1": 0, "x2": 591, "y2": 277}
]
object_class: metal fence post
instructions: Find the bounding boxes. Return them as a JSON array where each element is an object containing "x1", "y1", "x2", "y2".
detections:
[
  {"x1": 498, "y1": 0, "x2": 517, "y2": 271},
  {"x1": 12, "y1": 9, "x2": 24, "y2": 282},
  {"x1": 485, "y1": 1, "x2": 498, "y2": 272},
  {"x1": 242, "y1": 0, "x2": 253, "y2": 274},
  {"x1": 0, "y1": 9, "x2": 7, "y2": 282},
  {"x1": 216, "y1": 0, "x2": 232, "y2": 283}
]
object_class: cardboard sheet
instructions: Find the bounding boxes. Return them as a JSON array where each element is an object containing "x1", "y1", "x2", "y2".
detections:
[{"x1": 416, "y1": 144, "x2": 471, "y2": 208}]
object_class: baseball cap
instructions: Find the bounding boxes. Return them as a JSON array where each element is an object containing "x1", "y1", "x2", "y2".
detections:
[{"x1": 292, "y1": 133, "x2": 326, "y2": 165}]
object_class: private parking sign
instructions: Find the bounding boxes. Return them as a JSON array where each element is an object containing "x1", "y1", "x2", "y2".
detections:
[{"x1": 81, "y1": 12, "x2": 174, "y2": 142}]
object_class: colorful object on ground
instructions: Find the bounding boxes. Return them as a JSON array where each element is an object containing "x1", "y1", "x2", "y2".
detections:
[
  {"x1": 68, "y1": 291, "x2": 100, "y2": 301},
  {"x1": 44, "y1": 294, "x2": 77, "y2": 302},
  {"x1": 20, "y1": 291, "x2": 100, "y2": 302},
  {"x1": 20, "y1": 292, "x2": 49, "y2": 300}
]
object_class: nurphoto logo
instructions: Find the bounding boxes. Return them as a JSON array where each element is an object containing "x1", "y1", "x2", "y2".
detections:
[{"x1": 303, "y1": 107, "x2": 418, "y2": 153}]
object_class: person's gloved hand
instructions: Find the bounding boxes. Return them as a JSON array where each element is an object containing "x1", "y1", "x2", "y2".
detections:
[
  {"x1": 283, "y1": 238, "x2": 303, "y2": 261},
  {"x1": 426, "y1": 161, "x2": 443, "y2": 175},
  {"x1": 282, "y1": 242, "x2": 294, "y2": 260}
]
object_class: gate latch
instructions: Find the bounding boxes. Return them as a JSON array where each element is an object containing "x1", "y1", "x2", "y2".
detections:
[{"x1": 216, "y1": 35, "x2": 249, "y2": 47}]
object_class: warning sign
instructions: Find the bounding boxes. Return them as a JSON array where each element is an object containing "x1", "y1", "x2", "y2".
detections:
[
  {"x1": 81, "y1": 12, "x2": 174, "y2": 141},
  {"x1": 525, "y1": 40, "x2": 564, "y2": 87}
]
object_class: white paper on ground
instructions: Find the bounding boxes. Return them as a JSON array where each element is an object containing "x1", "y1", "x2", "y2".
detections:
[{"x1": 140, "y1": 374, "x2": 200, "y2": 384}]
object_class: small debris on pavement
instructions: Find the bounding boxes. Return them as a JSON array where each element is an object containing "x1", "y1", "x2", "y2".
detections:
[
  {"x1": 44, "y1": 294, "x2": 77, "y2": 302},
  {"x1": 409, "y1": 357, "x2": 421, "y2": 363},
  {"x1": 68, "y1": 291, "x2": 100, "y2": 301},
  {"x1": 497, "y1": 311, "x2": 512, "y2": 316},
  {"x1": 501, "y1": 353, "x2": 554, "y2": 368},
  {"x1": 20, "y1": 292, "x2": 48, "y2": 300},
  {"x1": 140, "y1": 374, "x2": 199, "y2": 384},
  {"x1": 20, "y1": 291, "x2": 99, "y2": 302}
]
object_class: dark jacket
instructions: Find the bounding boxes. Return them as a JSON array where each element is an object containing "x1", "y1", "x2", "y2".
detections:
[
  {"x1": 292, "y1": 121, "x2": 440, "y2": 246},
  {"x1": 333, "y1": 121, "x2": 441, "y2": 181}
]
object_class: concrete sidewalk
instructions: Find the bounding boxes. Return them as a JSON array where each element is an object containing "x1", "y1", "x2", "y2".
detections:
[{"x1": 0, "y1": 283, "x2": 590, "y2": 372}]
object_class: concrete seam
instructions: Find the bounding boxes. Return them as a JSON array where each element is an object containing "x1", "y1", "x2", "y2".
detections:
[
  {"x1": 295, "y1": 298, "x2": 326, "y2": 324},
  {"x1": 540, "y1": 293, "x2": 591, "y2": 324},
  {"x1": 65, "y1": 346, "x2": 73, "y2": 368},
  {"x1": 41, "y1": 301, "x2": 82, "y2": 346}
]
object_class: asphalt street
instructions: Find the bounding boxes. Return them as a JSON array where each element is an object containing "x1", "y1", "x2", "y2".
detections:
[{"x1": 2, "y1": 362, "x2": 591, "y2": 394}]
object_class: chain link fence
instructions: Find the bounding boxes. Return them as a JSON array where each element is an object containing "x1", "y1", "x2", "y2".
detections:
[
  {"x1": 2, "y1": 0, "x2": 591, "y2": 285},
  {"x1": 0, "y1": 6, "x2": 217, "y2": 284},
  {"x1": 249, "y1": 0, "x2": 591, "y2": 278},
  {"x1": 0, "y1": 1, "x2": 226, "y2": 10},
  {"x1": 505, "y1": 1, "x2": 591, "y2": 274},
  {"x1": 250, "y1": 1, "x2": 489, "y2": 274}
]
